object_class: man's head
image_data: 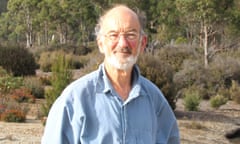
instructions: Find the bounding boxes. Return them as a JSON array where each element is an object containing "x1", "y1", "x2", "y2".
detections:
[{"x1": 95, "y1": 5, "x2": 147, "y2": 71}]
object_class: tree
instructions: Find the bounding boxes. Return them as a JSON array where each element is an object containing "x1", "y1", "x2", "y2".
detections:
[
  {"x1": 176, "y1": 0, "x2": 234, "y2": 67},
  {"x1": 7, "y1": 0, "x2": 40, "y2": 48},
  {"x1": 42, "y1": 52, "x2": 73, "y2": 116}
]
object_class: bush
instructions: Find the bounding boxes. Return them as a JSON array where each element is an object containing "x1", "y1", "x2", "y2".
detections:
[
  {"x1": 229, "y1": 80, "x2": 240, "y2": 104},
  {"x1": 38, "y1": 50, "x2": 85, "y2": 72},
  {"x1": 42, "y1": 52, "x2": 73, "y2": 117},
  {"x1": 138, "y1": 53, "x2": 177, "y2": 110},
  {"x1": 183, "y1": 89, "x2": 201, "y2": 111},
  {"x1": 0, "y1": 45, "x2": 37, "y2": 76},
  {"x1": 38, "y1": 51, "x2": 53, "y2": 72},
  {"x1": 10, "y1": 87, "x2": 35, "y2": 103},
  {"x1": 0, "y1": 73, "x2": 23, "y2": 94},
  {"x1": 210, "y1": 94, "x2": 228, "y2": 108},
  {"x1": 0, "y1": 109, "x2": 26, "y2": 122},
  {"x1": 23, "y1": 76, "x2": 45, "y2": 99}
]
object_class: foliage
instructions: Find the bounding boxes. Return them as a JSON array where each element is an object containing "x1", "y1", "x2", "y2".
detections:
[
  {"x1": 0, "y1": 109, "x2": 26, "y2": 122},
  {"x1": 0, "y1": 45, "x2": 37, "y2": 76},
  {"x1": 42, "y1": 52, "x2": 73, "y2": 117},
  {"x1": 38, "y1": 50, "x2": 85, "y2": 72},
  {"x1": 156, "y1": 45, "x2": 199, "y2": 72},
  {"x1": 210, "y1": 94, "x2": 228, "y2": 108},
  {"x1": 138, "y1": 53, "x2": 177, "y2": 110},
  {"x1": 229, "y1": 80, "x2": 240, "y2": 104},
  {"x1": 23, "y1": 76, "x2": 45, "y2": 99},
  {"x1": 183, "y1": 88, "x2": 201, "y2": 111},
  {"x1": 0, "y1": 74, "x2": 23, "y2": 94},
  {"x1": 10, "y1": 87, "x2": 35, "y2": 103}
]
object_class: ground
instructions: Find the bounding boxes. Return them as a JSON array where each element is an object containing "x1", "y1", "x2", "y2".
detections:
[{"x1": 0, "y1": 99, "x2": 239, "y2": 144}]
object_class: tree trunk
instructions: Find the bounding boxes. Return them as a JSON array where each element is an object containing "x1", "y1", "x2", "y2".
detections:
[{"x1": 203, "y1": 25, "x2": 208, "y2": 68}]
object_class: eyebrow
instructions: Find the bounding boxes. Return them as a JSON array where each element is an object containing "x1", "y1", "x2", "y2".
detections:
[{"x1": 107, "y1": 29, "x2": 138, "y2": 33}]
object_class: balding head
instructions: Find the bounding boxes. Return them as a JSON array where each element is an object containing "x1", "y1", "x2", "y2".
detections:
[{"x1": 95, "y1": 5, "x2": 145, "y2": 39}]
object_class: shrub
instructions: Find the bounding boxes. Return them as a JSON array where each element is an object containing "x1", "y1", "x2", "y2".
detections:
[
  {"x1": 229, "y1": 80, "x2": 240, "y2": 104},
  {"x1": 0, "y1": 66, "x2": 8, "y2": 77},
  {"x1": 0, "y1": 45, "x2": 37, "y2": 76},
  {"x1": 138, "y1": 53, "x2": 177, "y2": 110},
  {"x1": 23, "y1": 76, "x2": 45, "y2": 99},
  {"x1": 0, "y1": 109, "x2": 26, "y2": 122},
  {"x1": 38, "y1": 51, "x2": 53, "y2": 72},
  {"x1": 38, "y1": 50, "x2": 85, "y2": 72},
  {"x1": 210, "y1": 94, "x2": 228, "y2": 108},
  {"x1": 183, "y1": 89, "x2": 201, "y2": 111},
  {"x1": 0, "y1": 74, "x2": 23, "y2": 94},
  {"x1": 42, "y1": 52, "x2": 73, "y2": 117},
  {"x1": 10, "y1": 87, "x2": 35, "y2": 103}
]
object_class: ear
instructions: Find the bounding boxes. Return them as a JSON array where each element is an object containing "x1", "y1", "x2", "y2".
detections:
[
  {"x1": 97, "y1": 37, "x2": 105, "y2": 54},
  {"x1": 140, "y1": 35, "x2": 147, "y2": 53}
]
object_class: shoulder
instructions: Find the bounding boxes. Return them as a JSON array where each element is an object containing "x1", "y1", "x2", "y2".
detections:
[
  {"x1": 58, "y1": 69, "x2": 100, "y2": 102},
  {"x1": 139, "y1": 76, "x2": 163, "y2": 97},
  {"x1": 139, "y1": 75, "x2": 169, "y2": 109}
]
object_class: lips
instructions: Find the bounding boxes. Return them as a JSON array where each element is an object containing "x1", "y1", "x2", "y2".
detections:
[{"x1": 115, "y1": 47, "x2": 132, "y2": 54}]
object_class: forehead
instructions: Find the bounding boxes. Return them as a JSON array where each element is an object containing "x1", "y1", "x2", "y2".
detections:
[{"x1": 101, "y1": 6, "x2": 141, "y2": 33}]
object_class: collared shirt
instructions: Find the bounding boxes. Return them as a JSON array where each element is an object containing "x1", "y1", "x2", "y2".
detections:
[{"x1": 41, "y1": 64, "x2": 180, "y2": 144}]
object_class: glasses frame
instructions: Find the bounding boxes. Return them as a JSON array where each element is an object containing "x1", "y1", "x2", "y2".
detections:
[{"x1": 103, "y1": 30, "x2": 141, "y2": 43}]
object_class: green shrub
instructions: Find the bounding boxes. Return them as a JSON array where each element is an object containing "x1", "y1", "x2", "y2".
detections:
[
  {"x1": 0, "y1": 74, "x2": 23, "y2": 94},
  {"x1": 0, "y1": 66, "x2": 8, "y2": 77},
  {"x1": 42, "y1": 52, "x2": 73, "y2": 117},
  {"x1": 138, "y1": 53, "x2": 177, "y2": 110},
  {"x1": 0, "y1": 45, "x2": 37, "y2": 76},
  {"x1": 23, "y1": 76, "x2": 45, "y2": 99},
  {"x1": 0, "y1": 109, "x2": 26, "y2": 122},
  {"x1": 210, "y1": 94, "x2": 228, "y2": 108},
  {"x1": 229, "y1": 80, "x2": 240, "y2": 104},
  {"x1": 183, "y1": 89, "x2": 201, "y2": 111},
  {"x1": 38, "y1": 50, "x2": 85, "y2": 72}
]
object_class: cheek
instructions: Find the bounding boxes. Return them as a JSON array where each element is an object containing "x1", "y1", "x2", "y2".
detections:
[{"x1": 128, "y1": 41, "x2": 140, "y2": 52}]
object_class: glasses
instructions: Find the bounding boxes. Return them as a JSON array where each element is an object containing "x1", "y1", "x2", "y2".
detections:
[{"x1": 104, "y1": 31, "x2": 140, "y2": 43}]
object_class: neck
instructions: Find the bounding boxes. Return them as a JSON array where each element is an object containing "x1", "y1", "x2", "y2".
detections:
[{"x1": 104, "y1": 62, "x2": 133, "y2": 101}]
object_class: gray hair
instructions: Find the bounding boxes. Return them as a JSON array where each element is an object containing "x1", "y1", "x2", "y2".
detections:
[{"x1": 94, "y1": 5, "x2": 146, "y2": 39}]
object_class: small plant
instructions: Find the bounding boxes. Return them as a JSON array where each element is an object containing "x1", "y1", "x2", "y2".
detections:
[
  {"x1": 23, "y1": 76, "x2": 45, "y2": 99},
  {"x1": 183, "y1": 89, "x2": 201, "y2": 111},
  {"x1": 186, "y1": 121, "x2": 205, "y2": 130},
  {"x1": 229, "y1": 80, "x2": 240, "y2": 104},
  {"x1": 0, "y1": 109, "x2": 26, "y2": 122},
  {"x1": 0, "y1": 73, "x2": 23, "y2": 94},
  {"x1": 10, "y1": 87, "x2": 35, "y2": 103},
  {"x1": 210, "y1": 94, "x2": 228, "y2": 108},
  {"x1": 42, "y1": 52, "x2": 73, "y2": 117}
]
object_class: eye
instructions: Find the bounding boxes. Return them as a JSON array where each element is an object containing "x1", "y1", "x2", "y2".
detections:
[
  {"x1": 107, "y1": 33, "x2": 119, "y2": 40},
  {"x1": 126, "y1": 33, "x2": 137, "y2": 40}
]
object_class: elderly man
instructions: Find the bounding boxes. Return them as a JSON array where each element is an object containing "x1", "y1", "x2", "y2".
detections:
[{"x1": 42, "y1": 4, "x2": 180, "y2": 144}]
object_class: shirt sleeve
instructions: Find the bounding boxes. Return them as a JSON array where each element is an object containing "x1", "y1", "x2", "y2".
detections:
[
  {"x1": 41, "y1": 97, "x2": 77, "y2": 144},
  {"x1": 156, "y1": 100, "x2": 180, "y2": 144}
]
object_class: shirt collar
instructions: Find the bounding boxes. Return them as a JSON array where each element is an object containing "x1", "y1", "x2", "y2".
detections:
[{"x1": 96, "y1": 63, "x2": 145, "y2": 101}]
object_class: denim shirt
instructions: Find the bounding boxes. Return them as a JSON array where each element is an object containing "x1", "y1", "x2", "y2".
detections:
[{"x1": 41, "y1": 64, "x2": 180, "y2": 144}]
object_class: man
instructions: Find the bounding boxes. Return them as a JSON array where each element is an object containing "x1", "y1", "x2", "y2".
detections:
[{"x1": 42, "y1": 4, "x2": 180, "y2": 144}]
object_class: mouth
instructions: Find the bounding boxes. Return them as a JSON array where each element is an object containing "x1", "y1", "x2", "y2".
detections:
[{"x1": 115, "y1": 47, "x2": 132, "y2": 54}]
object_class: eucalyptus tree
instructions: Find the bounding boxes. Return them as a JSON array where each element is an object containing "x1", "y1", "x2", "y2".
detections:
[
  {"x1": 7, "y1": 0, "x2": 40, "y2": 48},
  {"x1": 176, "y1": 0, "x2": 235, "y2": 67}
]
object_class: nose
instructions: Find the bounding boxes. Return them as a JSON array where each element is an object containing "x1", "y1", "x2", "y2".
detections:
[{"x1": 117, "y1": 35, "x2": 129, "y2": 48}]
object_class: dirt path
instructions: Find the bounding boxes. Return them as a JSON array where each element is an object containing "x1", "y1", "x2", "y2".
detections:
[{"x1": 0, "y1": 119, "x2": 43, "y2": 144}]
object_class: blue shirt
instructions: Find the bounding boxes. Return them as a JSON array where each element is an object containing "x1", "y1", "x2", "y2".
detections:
[{"x1": 41, "y1": 64, "x2": 180, "y2": 144}]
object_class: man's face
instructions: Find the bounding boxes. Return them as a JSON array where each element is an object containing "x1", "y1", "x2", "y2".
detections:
[{"x1": 97, "y1": 7, "x2": 147, "y2": 71}]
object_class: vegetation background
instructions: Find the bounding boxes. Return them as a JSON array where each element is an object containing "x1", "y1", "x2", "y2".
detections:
[{"x1": 0, "y1": 0, "x2": 240, "y2": 143}]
